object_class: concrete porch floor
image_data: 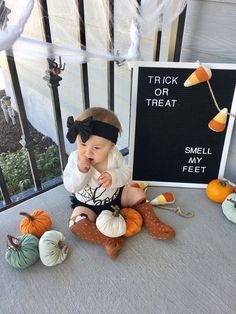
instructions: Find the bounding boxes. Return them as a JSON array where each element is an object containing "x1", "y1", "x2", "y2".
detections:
[{"x1": 0, "y1": 184, "x2": 235, "y2": 314}]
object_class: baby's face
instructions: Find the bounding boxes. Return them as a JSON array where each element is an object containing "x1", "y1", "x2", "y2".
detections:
[{"x1": 77, "y1": 135, "x2": 114, "y2": 166}]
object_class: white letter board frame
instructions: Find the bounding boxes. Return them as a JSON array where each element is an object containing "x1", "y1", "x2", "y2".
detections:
[{"x1": 129, "y1": 61, "x2": 236, "y2": 188}]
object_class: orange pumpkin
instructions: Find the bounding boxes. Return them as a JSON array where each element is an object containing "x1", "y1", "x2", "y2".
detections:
[
  {"x1": 19, "y1": 210, "x2": 52, "y2": 238},
  {"x1": 206, "y1": 179, "x2": 232, "y2": 203},
  {"x1": 121, "y1": 207, "x2": 143, "y2": 237}
]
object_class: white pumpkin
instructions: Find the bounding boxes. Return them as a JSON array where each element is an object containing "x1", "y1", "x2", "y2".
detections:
[
  {"x1": 39, "y1": 230, "x2": 69, "y2": 266},
  {"x1": 222, "y1": 193, "x2": 236, "y2": 223},
  {"x1": 96, "y1": 206, "x2": 126, "y2": 237}
]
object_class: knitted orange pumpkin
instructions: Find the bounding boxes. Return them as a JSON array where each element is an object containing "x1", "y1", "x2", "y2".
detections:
[
  {"x1": 19, "y1": 210, "x2": 52, "y2": 238},
  {"x1": 121, "y1": 207, "x2": 143, "y2": 237}
]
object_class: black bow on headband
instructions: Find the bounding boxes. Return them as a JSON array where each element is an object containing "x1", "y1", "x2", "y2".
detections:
[{"x1": 66, "y1": 116, "x2": 93, "y2": 143}]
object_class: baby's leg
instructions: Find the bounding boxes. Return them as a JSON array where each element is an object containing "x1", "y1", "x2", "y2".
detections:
[
  {"x1": 70, "y1": 206, "x2": 97, "y2": 223},
  {"x1": 69, "y1": 206, "x2": 124, "y2": 259},
  {"x1": 121, "y1": 186, "x2": 146, "y2": 207},
  {"x1": 121, "y1": 186, "x2": 175, "y2": 239}
]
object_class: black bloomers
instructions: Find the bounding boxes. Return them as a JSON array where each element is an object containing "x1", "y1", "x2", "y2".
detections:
[{"x1": 70, "y1": 186, "x2": 125, "y2": 216}]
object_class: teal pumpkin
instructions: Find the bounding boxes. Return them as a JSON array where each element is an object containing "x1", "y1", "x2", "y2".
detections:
[
  {"x1": 222, "y1": 193, "x2": 236, "y2": 223},
  {"x1": 5, "y1": 234, "x2": 39, "y2": 269},
  {"x1": 39, "y1": 230, "x2": 69, "y2": 267}
]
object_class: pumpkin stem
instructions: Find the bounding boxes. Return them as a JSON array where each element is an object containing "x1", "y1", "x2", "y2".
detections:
[
  {"x1": 227, "y1": 198, "x2": 236, "y2": 208},
  {"x1": 58, "y1": 241, "x2": 69, "y2": 253},
  {"x1": 7, "y1": 235, "x2": 21, "y2": 251},
  {"x1": 111, "y1": 205, "x2": 121, "y2": 217},
  {"x1": 19, "y1": 212, "x2": 35, "y2": 221},
  {"x1": 219, "y1": 180, "x2": 229, "y2": 187},
  {"x1": 58, "y1": 240, "x2": 66, "y2": 250}
]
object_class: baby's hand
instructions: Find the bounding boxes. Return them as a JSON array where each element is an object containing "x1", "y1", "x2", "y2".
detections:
[
  {"x1": 98, "y1": 172, "x2": 112, "y2": 188},
  {"x1": 77, "y1": 155, "x2": 91, "y2": 173}
]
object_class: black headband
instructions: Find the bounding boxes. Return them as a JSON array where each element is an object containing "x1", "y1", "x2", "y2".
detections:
[{"x1": 66, "y1": 116, "x2": 119, "y2": 144}]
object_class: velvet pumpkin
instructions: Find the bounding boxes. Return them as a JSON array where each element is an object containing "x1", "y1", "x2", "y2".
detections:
[
  {"x1": 121, "y1": 207, "x2": 143, "y2": 237},
  {"x1": 5, "y1": 234, "x2": 39, "y2": 269},
  {"x1": 206, "y1": 179, "x2": 232, "y2": 203},
  {"x1": 19, "y1": 210, "x2": 52, "y2": 238},
  {"x1": 222, "y1": 193, "x2": 236, "y2": 223},
  {"x1": 39, "y1": 230, "x2": 69, "y2": 267},
  {"x1": 96, "y1": 206, "x2": 126, "y2": 237}
]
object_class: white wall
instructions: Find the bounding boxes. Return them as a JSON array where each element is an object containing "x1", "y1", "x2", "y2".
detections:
[{"x1": 180, "y1": 0, "x2": 236, "y2": 183}]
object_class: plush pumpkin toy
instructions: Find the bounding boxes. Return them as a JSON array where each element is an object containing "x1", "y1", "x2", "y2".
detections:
[
  {"x1": 222, "y1": 193, "x2": 236, "y2": 223},
  {"x1": 19, "y1": 210, "x2": 52, "y2": 238},
  {"x1": 96, "y1": 206, "x2": 143, "y2": 238},
  {"x1": 5, "y1": 234, "x2": 39, "y2": 269},
  {"x1": 39, "y1": 230, "x2": 69, "y2": 267},
  {"x1": 121, "y1": 207, "x2": 143, "y2": 237},
  {"x1": 96, "y1": 206, "x2": 126, "y2": 237},
  {"x1": 206, "y1": 179, "x2": 232, "y2": 203}
]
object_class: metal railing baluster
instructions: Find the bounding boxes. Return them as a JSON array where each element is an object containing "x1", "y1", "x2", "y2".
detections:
[
  {"x1": 168, "y1": 6, "x2": 187, "y2": 62},
  {"x1": 0, "y1": 166, "x2": 11, "y2": 209},
  {"x1": 6, "y1": 53, "x2": 42, "y2": 192},
  {"x1": 40, "y1": 0, "x2": 67, "y2": 170},
  {"x1": 173, "y1": 6, "x2": 187, "y2": 62},
  {"x1": 107, "y1": 0, "x2": 114, "y2": 111},
  {"x1": 77, "y1": 0, "x2": 90, "y2": 110},
  {"x1": 153, "y1": 30, "x2": 162, "y2": 61}
]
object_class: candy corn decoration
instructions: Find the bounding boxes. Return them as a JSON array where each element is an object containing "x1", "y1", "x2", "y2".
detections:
[
  {"x1": 208, "y1": 108, "x2": 228, "y2": 132},
  {"x1": 128, "y1": 182, "x2": 148, "y2": 190},
  {"x1": 184, "y1": 65, "x2": 212, "y2": 87},
  {"x1": 150, "y1": 192, "x2": 175, "y2": 206}
]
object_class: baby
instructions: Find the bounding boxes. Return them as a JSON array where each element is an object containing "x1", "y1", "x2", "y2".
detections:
[{"x1": 63, "y1": 107, "x2": 175, "y2": 259}]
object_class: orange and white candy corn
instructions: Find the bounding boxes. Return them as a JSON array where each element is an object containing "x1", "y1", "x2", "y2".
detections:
[
  {"x1": 150, "y1": 192, "x2": 175, "y2": 206},
  {"x1": 128, "y1": 182, "x2": 148, "y2": 190},
  {"x1": 208, "y1": 108, "x2": 228, "y2": 132},
  {"x1": 184, "y1": 65, "x2": 212, "y2": 87}
]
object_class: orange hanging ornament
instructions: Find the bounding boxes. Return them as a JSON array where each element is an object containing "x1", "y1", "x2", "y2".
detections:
[{"x1": 208, "y1": 108, "x2": 228, "y2": 132}]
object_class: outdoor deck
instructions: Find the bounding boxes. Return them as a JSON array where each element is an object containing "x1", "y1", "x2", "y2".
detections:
[{"x1": 1, "y1": 184, "x2": 235, "y2": 314}]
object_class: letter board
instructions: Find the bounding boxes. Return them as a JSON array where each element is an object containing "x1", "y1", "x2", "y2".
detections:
[{"x1": 129, "y1": 62, "x2": 236, "y2": 188}]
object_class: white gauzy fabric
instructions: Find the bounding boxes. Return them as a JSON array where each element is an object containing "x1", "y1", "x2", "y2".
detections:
[
  {"x1": 0, "y1": 0, "x2": 34, "y2": 51},
  {"x1": 2, "y1": 0, "x2": 187, "y2": 63},
  {"x1": 139, "y1": 0, "x2": 188, "y2": 31},
  {"x1": 126, "y1": 0, "x2": 188, "y2": 60},
  {"x1": 39, "y1": 230, "x2": 69, "y2": 267}
]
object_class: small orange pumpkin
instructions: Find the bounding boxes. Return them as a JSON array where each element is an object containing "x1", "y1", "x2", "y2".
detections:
[
  {"x1": 206, "y1": 179, "x2": 232, "y2": 203},
  {"x1": 19, "y1": 210, "x2": 52, "y2": 238},
  {"x1": 121, "y1": 207, "x2": 143, "y2": 237}
]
